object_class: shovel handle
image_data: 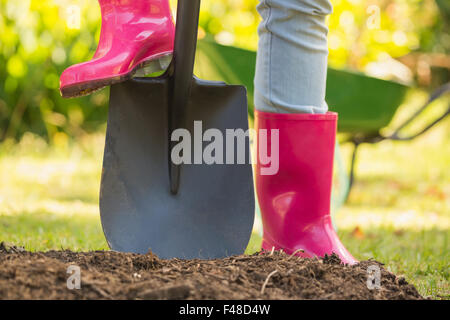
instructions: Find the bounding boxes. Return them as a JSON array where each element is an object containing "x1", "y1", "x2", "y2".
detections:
[
  {"x1": 169, "y1": 0, "x2": 202, "y2": 194},
  {"x1": 172, "y1": 0, "x2": 201, "y2": 82}
]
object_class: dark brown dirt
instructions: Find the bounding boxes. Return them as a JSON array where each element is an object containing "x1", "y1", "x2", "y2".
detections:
[{"x1": 0, "y1": 242, "x2": 422, "y2": 300}]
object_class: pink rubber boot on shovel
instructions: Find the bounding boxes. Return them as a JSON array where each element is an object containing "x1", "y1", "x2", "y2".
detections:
[
  {"x1": 254, "y1": 110, "x2": 357, "y2": 265},
  {"x1": 60, "y1": 0, "x2": 175, "y2": 98}
]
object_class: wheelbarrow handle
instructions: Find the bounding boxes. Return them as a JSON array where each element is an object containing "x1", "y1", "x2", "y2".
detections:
[
  {"x1": 169, "y1": 0, "x2": 202, "y2": 194},
  {"x1": 346, "y1": 82, "x2": 450, "y2": 199},
  {"x1": 385, "y1": 82, "x2": 450, "y2": 141}
]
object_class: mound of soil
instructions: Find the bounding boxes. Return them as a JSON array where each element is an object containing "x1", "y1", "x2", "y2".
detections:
[{"x1": 0, "y1": 242, "x2": 422, "y2": 300}]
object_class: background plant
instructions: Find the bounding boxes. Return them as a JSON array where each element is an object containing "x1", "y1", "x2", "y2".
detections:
[{"x1": 0, "y1": 0, "x2": 448, "y2": 142}]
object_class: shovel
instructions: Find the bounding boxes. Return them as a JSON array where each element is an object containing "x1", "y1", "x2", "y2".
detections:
[{"x1": 99, "y1": 0, "x2": 255, "y2": 259}]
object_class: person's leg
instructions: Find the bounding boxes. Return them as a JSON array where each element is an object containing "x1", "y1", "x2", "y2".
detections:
[
  {"x1": 254, "y1": 0, "x2": 332, "y2": 114},
  {"x1": 254, "y1": 0, "x2": 357, "y2": 264}
]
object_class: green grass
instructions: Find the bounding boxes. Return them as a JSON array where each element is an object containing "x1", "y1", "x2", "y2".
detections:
[
  {"x1": 0, "y1": 91, "x2": 448, "y2": 299},
  {"x1": 0, "y1": 132, "x2": 109, "y2": 251}
]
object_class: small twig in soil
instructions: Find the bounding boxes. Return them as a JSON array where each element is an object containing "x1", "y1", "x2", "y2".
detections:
[
  {"x1": 261, "y1": 270, "x2": 278, "y2": 295},
  {"x1": 289, "y1": 249, "x2": 305, "y2": 259},
  {"x1": 269, "y1": 247, "x2": 275, "y2": 256}
]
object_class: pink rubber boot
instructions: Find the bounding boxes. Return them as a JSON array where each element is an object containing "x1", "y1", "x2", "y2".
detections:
[
  {"x1": 255, "y1": 110, "x2": 357, "y2": 265},
  {"x1": 60, "y1": 0, "x2": 175, "y2": 98}
]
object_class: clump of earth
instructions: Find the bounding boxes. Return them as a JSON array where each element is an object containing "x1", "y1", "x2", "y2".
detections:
[{"x1": 0, "y1": 241, "x2": 422, "y2": 300}]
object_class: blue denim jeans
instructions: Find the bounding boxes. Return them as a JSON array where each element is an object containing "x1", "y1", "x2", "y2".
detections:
[{"x1": 254, "y1": 0, "x2": 332, "y2": 114}]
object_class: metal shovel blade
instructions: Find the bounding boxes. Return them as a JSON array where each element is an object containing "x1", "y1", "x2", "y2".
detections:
[{"x1": 99, "y1": 77, "x2": 255, "y2": 259}]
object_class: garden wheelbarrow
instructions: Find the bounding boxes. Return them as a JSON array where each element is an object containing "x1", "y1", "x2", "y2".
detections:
[
  {"x1": 338, "y1": 82, "x2": 450, "y2": 194},
  {"x1": 99, "y1": 0, "x2": 255, "y2": 259}
]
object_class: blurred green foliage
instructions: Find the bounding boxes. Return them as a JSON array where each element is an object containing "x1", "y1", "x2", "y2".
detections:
[
  {"x1": 0, "y1": 0, "x2": 448, "y2": 142},
  {"x1": 0, "y1": 0, "x2": 108, "y2": 143}
]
